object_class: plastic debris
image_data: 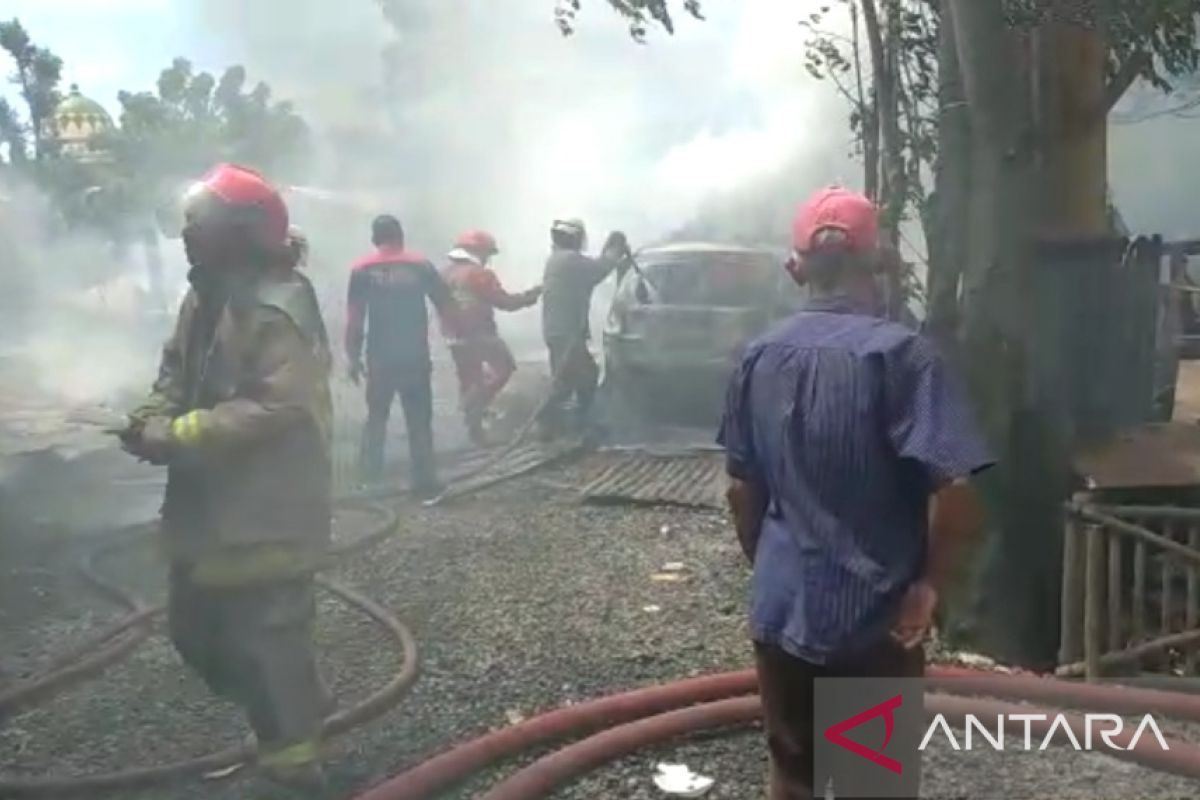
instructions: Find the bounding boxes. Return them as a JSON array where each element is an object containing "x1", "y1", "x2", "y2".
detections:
[
  {"x1": 660, "y1": 524, "x2": 672, "y2": 535},
  {"x1": 653, "y1": 763, "x2": 714, "y2": 797},
  {"x1": 202, "y1": 763, "x2": 244, "y2": 780},
  {"x1": 643, "y1": 604, "x2": 662, "y2": 613},
  {"x1": 504, "y1": 709, "x2": 526, "y2": 726},
  {"x1": 651, "y1": 573, "x2": 684, "y2": 583},
  {"x1": 661, "y1": 562, "x2": 685, "y2": 572}
]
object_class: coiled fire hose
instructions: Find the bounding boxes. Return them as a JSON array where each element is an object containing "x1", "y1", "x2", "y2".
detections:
[
  {"x1": 353, "y1": 666, "x2": 1200, "y2": 800},
  {"x1": 0, "y1": 499, "x2": 419, "y2": 798}
]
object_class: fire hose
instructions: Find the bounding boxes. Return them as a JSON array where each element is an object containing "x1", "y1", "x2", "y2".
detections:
[
  {"x1": 0, "y1": 499, "x2": 419, "y2": 798},
  {"x1": 353, "y1": 666, "x2": 1200, "y2": 800},
  {"x1": 1, "y1": 299, "x2": 607, "y2": 793}
]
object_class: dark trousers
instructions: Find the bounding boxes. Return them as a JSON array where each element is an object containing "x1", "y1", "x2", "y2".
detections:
[
  {"x1": 754, "y1": 639, "x2": 924, "y2": 800},
  {"x1": 449, "y1": 336, "x2": 516, "y2": 428},
  {"x1": 540, "y1": 336, "x2": 599, "y2": 430},
  {"x1": 359, "y1": 359, "x2": 437, "y2": 491},
  {"x1": 167, "y1": 568, "x2": 330, "y2": 754}
]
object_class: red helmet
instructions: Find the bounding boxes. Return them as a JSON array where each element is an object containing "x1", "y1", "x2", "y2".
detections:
[
  {"x1": 184, "y1": 163, "x2": 289, "y2": 249},
  {"x1": 454, "y1": 229, "x2": 499, "y2": 257}
]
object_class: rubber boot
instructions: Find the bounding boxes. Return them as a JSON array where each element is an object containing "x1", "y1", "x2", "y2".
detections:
[
  {"x1": 257, "y1": 739, "x2": 330, "y2": 799},
  {"x1": 256, "y1": 762, "x2": 332, "y2": 800}
]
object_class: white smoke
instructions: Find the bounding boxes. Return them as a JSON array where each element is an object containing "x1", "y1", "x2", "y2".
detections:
[{"x1": 181, "y1": 0, "x2": 848, "y2": 269}]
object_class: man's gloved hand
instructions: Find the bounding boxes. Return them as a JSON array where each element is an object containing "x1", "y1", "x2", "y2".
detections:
[
  {"x1": 122, "y1": 415, "x2": 176, "y2": 465},
  {"x1": 349, "y1": 360, "x2": 365, "y2": 386},
  {"x1": 523, "y1": 286, "x2": 544, "y2": 305},
  {"x1": 115, "y1": 416, "x2": 145, "y2": 455}
]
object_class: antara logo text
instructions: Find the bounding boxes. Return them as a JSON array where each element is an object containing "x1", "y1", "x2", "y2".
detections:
[
  {"x1": 825, "y1": 695, "x2": 1171, "y2": 775},
  {"x1": 920, "y1": 712, "x2": 1171, "y2": 752}
]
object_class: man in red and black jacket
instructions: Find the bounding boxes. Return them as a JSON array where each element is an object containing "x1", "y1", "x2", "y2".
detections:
[{"x1": 346, "y1": 214, "x2": 457, "y2": 497}]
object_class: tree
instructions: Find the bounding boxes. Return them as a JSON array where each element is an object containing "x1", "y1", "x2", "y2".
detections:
[
  {"x1": 105, "y1": 58, "x2": 309, "y2": 185},
  {"x1": 552, "y1": 0, "x2": 704, "y2": 39},
  {"x1": 0, "y1": 18, "x2": 63, "y2": 160},
  {"x1": 570, "y1": 0, "x2": 1200, "y2": 664},
  {"x1": 94, "y1": 57, "x2": 310, "y2": 233},
  {"x1": 0, "y1": 97, "x2": 25, "y2": 163}
]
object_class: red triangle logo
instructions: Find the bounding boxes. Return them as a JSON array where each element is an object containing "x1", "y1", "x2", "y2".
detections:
[{"x1": 823, "y1": 693, "x2": 904, "y2": 775}]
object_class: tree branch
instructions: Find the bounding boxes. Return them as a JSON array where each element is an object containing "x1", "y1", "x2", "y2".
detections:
[{"x1": 1103, "y1": 51, "x2": 1150, "y2": 112}]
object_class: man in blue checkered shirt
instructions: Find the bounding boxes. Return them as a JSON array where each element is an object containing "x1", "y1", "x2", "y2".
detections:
[{"x1": 718, "y1": 187, "x2": 994, "y2": 800}]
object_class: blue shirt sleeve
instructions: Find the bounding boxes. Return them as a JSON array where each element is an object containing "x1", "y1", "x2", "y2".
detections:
[
  {"x1": 884, "y1": 334, "x2": 994, "y2": 486},
  {"x1": 717, "y1": 347, "x2": 761, "y2": 482}
]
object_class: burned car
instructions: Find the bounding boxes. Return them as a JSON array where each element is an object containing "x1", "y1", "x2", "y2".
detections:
[{"x1": 601, "y1": 241, "x2": 803, "y2": 428}]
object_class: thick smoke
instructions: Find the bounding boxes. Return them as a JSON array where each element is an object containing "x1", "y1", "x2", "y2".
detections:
[
  {"x1": 0, "y1": 174, "x2": 182, "y2": 411},
  {"x1": 183, "y1": 0, "x2": 849, "y2": 350}
]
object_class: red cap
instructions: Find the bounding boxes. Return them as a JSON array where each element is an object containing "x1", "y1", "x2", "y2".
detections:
[
  {"x1": 196, "y1": 163, "x2": 289, "y2": 246},
  {"x1": 791, "y1": 186, "x2": 879, "y2": 255}
]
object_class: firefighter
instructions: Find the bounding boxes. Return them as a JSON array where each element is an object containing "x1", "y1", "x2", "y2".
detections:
[
  {"x1": 346, "y1": 214, "x2": 457, "y2": 497},
  {"x1": 439, "y1": 230, "x2": 542, "y2": 446},
  {"x1": 538, "y1": 218, "x2": 632, "y2": 438},
  {"x1": 118, "y1": 164, "x2": 334, "y2": 795}
]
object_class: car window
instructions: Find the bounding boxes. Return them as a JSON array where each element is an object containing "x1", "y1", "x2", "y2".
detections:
[{"x1": 639, "y1": 252, "x2": 776, "y2": 307}]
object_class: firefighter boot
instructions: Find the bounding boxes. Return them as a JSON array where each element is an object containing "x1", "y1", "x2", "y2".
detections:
[{"x1": 257, "y1": 740, "x2": 330, "y2": 799}]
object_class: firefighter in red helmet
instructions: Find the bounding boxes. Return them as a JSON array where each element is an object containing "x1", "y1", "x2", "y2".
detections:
[
  {"x1": 439, "y1": 229, "x2": 542, "y2": 445},
  {"x1": 118, "y1": 164, "x2": 334, "y2": 796}
]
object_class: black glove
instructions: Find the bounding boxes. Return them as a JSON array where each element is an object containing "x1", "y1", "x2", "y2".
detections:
[
  {"x1": 120, "y1": 415, "x2": 175, "y2": 465},
  {"x1": 602, "y1": 231, "x2": 631, "y2": 259}
]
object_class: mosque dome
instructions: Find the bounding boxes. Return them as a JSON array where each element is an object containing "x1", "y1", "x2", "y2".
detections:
[{"x1": 49, "y1": 85, "x2": 115, "y2": 163}]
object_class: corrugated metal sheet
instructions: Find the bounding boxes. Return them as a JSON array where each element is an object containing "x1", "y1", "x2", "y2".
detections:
[
  {"x1": 581, "y1": 452, "x2": 725, "y2": 509},
  {"x1": 440, "y1": 440, "x2": 583, "y2": 499}
]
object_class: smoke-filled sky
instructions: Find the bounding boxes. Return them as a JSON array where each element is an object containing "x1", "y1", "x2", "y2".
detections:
[
  {"x1": 5, "y1": 0, "x2": 1200, "y2": 281},
  {"x1": 5, "y1": 0, "x2": 856, "y2": 273},
  {"x1": 8, "y1": 0, "x2": 1199, "y2": 252}
]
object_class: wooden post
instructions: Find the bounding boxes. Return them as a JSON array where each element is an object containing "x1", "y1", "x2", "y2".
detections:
[
  {"x1": 1188, "y1": 524, "x2": 1199, "y2": 674},
  {"x1": 1163, "y1": 521, "x2": 1175, "y2": 637},
  {"x1": 1108, "y1": 535, "x2": 1123, "y2": 652},
  {"x1": 1133, "y1": 540, "x2": 1147, "y2": 644},
  {"x1": 1060, "y1": 512, "x2": 1085, "y2": 663},
  {"x1": 1084, "y1": 522, "x2": 1105, "y2": 680}
]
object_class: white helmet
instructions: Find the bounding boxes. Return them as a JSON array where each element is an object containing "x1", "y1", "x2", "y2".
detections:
[
  {"x1": 551, "y1": 218, "x2": 588, "y2": 250},
  {"x1": 552, "y1": 218, "x2": 586, "y2": 237}
]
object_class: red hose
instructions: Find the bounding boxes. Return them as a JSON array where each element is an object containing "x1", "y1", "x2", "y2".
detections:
[
  {"x1": 480, "y1": 693, "x2": 1200, "y2": 800},
  {"x1": 355, "y1": 664, "x2": 1200, "y2": 800},
  {"x1": 927, "y1": 666, "x2": 1200, "y2": 722},
  {"x1": 478, "y1": 696, "x2": 760, "y2": 800},
  {"x1": 351, "y1": 670, "x2": 758, "y2": 800},
  {"x1": 0, "y1": 579, "x2": 417, "y2": 798}
]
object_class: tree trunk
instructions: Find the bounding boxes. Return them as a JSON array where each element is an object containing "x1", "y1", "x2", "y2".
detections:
[
  {"x1": 1033, "y1": 17, "x2": 1108, "y2": 238},
  {"x1": 851, "y1": 1, "x2": 881, "y2": 201},
  {"x1": 949, "y1": 0, "x2": 1072, "y2": 668},
  {"x1": 862, "y1": 0, "x2": 903, "y2": 243},
  {"x1": 926, "y1": 0, "x2": 970, "y2": 345}
]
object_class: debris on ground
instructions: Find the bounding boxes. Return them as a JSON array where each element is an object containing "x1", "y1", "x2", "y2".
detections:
[{"x1": 653, "y1": 762, "x2": 715, "y2": 797}]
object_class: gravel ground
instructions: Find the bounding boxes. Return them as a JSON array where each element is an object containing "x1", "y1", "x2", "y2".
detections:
[{"x1": 4, "y1": 453, "x2": 1200, "y2": 799}]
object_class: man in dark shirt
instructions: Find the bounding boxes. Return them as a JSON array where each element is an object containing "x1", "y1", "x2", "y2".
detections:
[
  {"x1": 718, "y1": 187, "x2": 993, "y2": 799},
  {"x1": 538, "y1": 218, "x2": 631, "y2": 438},
  {"x1": 346, "y1": 214, "x2": 456, "y2": 497}
]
